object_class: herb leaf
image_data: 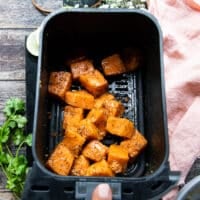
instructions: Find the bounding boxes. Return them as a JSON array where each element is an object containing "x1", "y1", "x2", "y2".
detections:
[
  {"x1": 0, "y1": 98, "x2": 32, "y2": 199},
  {"x1": 12, "y1": 129, "x2": 25, "y2": 146},
  {"x1": 3, "y1": 98, "x2": 25, "y2": 117},
  {"x1": 24, "y1": 134, "x2": 32, "y2": 147},
  {"x1": 10, "y1": 115, "x2": 27, "y2": 129},
  {"x1": 0, "y1": 127, "x2": 10, "y2": 143}
]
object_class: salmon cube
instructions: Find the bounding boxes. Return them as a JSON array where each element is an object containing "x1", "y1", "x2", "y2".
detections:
[
  {"x1": 106, "y1": 117, "x2": 135, "y2": 138},
  {"x1": 65, "y1": 90, "x2": 94, "y2": 110},
  {"x1": 82, "y1": 140, "x2": 108, "y2": 162},
  {"x1": 64, "y1": 125, "x2": 78, "y2": 136},
  {"x1": 46, "y1": 143, "x2": 74, "y2": 176},
  {"x1": 94, "y1": 93, "x2": 115, "y2": 108},
  {"x1": 86, "y1": 160, "x2": 114, "y2": 177},
  {"x1": 120, "y1": 130, "x2": 147, "y2": 159},
  {"x1": 48, "y1": 71, "x2": 72, "y2": 100},
  {"x1": 121, "y1": 48, "x2": 142, "y2": 72},
  {"x1": 107, "y1": 144, "x2": 129, "y2": 173},
  {"x1": 65, "y1": 48, "x2": 87, "y2": 66},
  {"x1": 101, "y1": 54, "x2": 126, "y2": 76},
  {"x1": 70, "y1": 59, "x2": 94, "y2": 80},
  {"x1": 103, "y1": 99, "x2": 124, "y2": 117},
  {"x1": 78, "y1": 119, "x2": 100, "y2": 140},
  {"x1": 86, "y1": 108, "x2": 107, "y2": 139},
  {"x1": 86, "y1": 108, "x2": 106, "y2": 124},
  {"x1": 71, "y1": 155, "x2": 90, "y2": 176},
  {"x1": 79, "y1": 70, "x2": 108, "y2": 97},
  {"x1": 66, "y1": 55, "x2": 87, "y2": 66},
  {"x1": 62, "y1": 130, "x2": 86, "y2": 157},
  {"x1": 63, "y1": 106, "x2": 84, "y2": 130}
]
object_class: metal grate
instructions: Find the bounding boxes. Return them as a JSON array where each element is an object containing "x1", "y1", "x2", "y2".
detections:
[
  {"x1": 47, "y1": 70, "x2": 145, "y2": 177},
  {"x1": 108, "y1": 73, "x2": 138, "y2": 128}
]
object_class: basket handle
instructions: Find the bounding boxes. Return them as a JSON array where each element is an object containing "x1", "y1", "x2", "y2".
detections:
[
  {"x1": 76, "y1": 181, "x2": 121, "y2": 200},
  {"x1": 75, "y1": 171, "x2": 180, "y2": 200}
]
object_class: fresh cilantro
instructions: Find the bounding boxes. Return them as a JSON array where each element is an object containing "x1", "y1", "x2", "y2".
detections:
[
  {"x1": 3, "y1": 98, "x2": 25, "y2": 117},
  {"x1": 0, "y1": 98, "x2": 32, "y2": 199}
]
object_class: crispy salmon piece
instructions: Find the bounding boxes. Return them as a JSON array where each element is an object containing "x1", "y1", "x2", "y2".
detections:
[
  {"x1": 86, "y1": 108, "x2": 107, "y2": 139},
  {"x1": 65, "y1": 90, "x2": 94, "y2": 110},
  {"x1": 79, "y1": 70, "x2": 108, "y2": 97},
  {"x1": 71, "y1": 155, "x2": 90, "y2": 176},
  {"x1": 64, "y1": 125, "x2": 79, "y2": 137},
  {"x1": 66, "y1": 56, "x2": 86, "y2": 66},
  {"x1": 78, "y1": 119, "x2": 100, "y2": 140},
  {"x1": 101, "y1": 54, "x2": 126, "y2": 76},
  {"x1": 86, "y1": 108, "x2": 106, "y2": 124},
  {"x1": 63, "y1": 105, "x2": 84, "y2": 130},
  {"x1": 86, "y1": 160, "x2": 114, "y2": 177},
  {"x1": 107, "y1": 144, "x2": 129, "y2": 173},
  {"x1": 121, "y1": 48, "x2": 142, "y2": 72},
  {"x1": 103, "y1": 99, "x2": 124, "y2": 117},
  {"x1": 48, "y1": 71, "x2": 72, "y2": 100},
  {"x1": 82, "y1": 140, "x2": 108, "y2": 162},
  {"x1": 62, "y1": 130, "x2": 86, "y2": 157},
  {"x1": 94, "y1": 93, "x2": 115, "y2": 108},
  {"x1": 94, "y1": 93, "x2": 124, "y2": 117},
  {"x1": 70, "y1": 59, "x2": 94, "y2": 80},
  {"x1": 46, "y1": 143, "x2": 74, "y2": 176},
  {"x1": 120, "y1": 130, "x2": 147, "y2": 159},
  {"x1": 106, "y1": 116, "x2": 135, "y2": 139}
]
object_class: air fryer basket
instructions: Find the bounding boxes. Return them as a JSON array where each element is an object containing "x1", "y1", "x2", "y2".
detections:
[{"x1": 23, "y1": 9, "x2": 180, "y2": 200}]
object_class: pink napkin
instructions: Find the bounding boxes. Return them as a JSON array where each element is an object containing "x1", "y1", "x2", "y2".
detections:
[{"x1": 148, "y1": 0, "x2": 200, "y2": 199}]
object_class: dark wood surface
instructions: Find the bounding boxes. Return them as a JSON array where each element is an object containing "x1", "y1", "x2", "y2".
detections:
[{"x1": 0, "y1": 1, "x2": 61, "y2": 199}]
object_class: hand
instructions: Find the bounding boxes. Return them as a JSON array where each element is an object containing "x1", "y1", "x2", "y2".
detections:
[{"x1": 92, "y1": 183, "x2": 112, "y2": 200}]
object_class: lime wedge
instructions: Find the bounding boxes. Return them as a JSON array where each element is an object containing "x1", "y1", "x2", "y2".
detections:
[{"x1": 26, "y1": 29, "x2": 40, "y2": 57}]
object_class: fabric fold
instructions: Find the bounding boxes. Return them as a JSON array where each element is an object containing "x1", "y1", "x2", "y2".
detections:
[{"x1": 148, "y1": 0, "x2": 200, "y2": 199}]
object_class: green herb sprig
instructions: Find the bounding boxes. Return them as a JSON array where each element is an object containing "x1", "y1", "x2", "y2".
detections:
[{"x1": 0, "y1": 98, "x2": 32, "y2": 199}]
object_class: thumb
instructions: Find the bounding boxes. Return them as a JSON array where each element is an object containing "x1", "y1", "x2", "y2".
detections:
[{"x1": 92, "y1": 183, "x2": 112, "y2": 200}]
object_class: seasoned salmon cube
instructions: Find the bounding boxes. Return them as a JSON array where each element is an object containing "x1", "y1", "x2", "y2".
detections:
[
  {"x1": 106, "y1": 117, "x2": 135, "y2": 138},
  {"x1": 79, "y1": 70, "x2": 108, "y2": 97},
  {"x1": 46, "y1": 143, "x2": 74, "y2": 176},
  {"x1": 66, "y1": 55, "x2": 87, "y2": 66},
  {"x1": 103, "y1": 99, "x2": 124, "y2": 117},
  {"x1": 86, "y1": 108, "x2": 106, "y2": 124},
  {"x1": 86, "y1": 160, "x2": 114, "y2": 177},
  {"x1": 71, "y1": 155, "x2": 90, "y2": 176},
  {"x1": 94, "y1": 93, "x2": 115, "y2": 108},
  {"x1": 82, "y1": 140, "x2": 108, "y2": 162},
  {"x1": 70, "y1": 59, "x2": 94, "y2": 80},
  {"x1": 121, "y1": 48, "x2": 142, "y2": 72},
  {"x1": 65, "y1": 48, "x2": 87, "y2": 66},
  {"x1": 63, "y1": 106, "x2": 84, "y2": 130},
  {"x1": 65, "y1": 90, "x2": 94, "y2": 110},
  {"x1": 120, "y1": 130, "x2": 147, "y2": 159},
  {"x1": 62, "y1": 131, "x2": 86, "y2": 157},
  {"x1": 48, "y1": 71, "x2": 72, "y2": 100},
  {"x1": 86, "y1": 108, "x2": 107, "y2": 139},
  {"x1": 78, "y1": 119, "x2": 100, "y2": 140},
  {"x1": 64, "y1": 125, "x2": 78, "y2": 136},
  {"x1": 101, "y1": 54, "x2": 126, "y2": 76},
  {"x1": 107, "y1": 144, "x2": 129, "y2": 173}
]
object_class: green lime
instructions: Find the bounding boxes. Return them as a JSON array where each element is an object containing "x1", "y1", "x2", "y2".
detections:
[{"x1": 26, "y1": 29, "x2": 40, "y2": 57}]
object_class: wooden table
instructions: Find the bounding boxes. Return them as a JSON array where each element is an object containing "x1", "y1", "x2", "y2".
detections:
[
  {"x1": 0, "y1": 1, "x2": 62, "y2": 199},
  {"x1": 1, "y1": 1, "x2": 200, "y2": 199}
]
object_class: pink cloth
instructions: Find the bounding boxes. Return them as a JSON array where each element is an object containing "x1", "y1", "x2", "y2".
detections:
[{"x1": 148, "y1": 0, "x2": 200, "y2": 199}]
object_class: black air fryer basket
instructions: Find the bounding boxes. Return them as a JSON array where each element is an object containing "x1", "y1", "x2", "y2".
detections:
[{"x1": 23, "y1": 9, "x2": 180, "y2": 200}]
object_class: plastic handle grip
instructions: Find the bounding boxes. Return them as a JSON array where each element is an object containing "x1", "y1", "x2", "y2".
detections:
[{"x1": 75, "y1": 182, "x2": 121, "y2": 200}]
